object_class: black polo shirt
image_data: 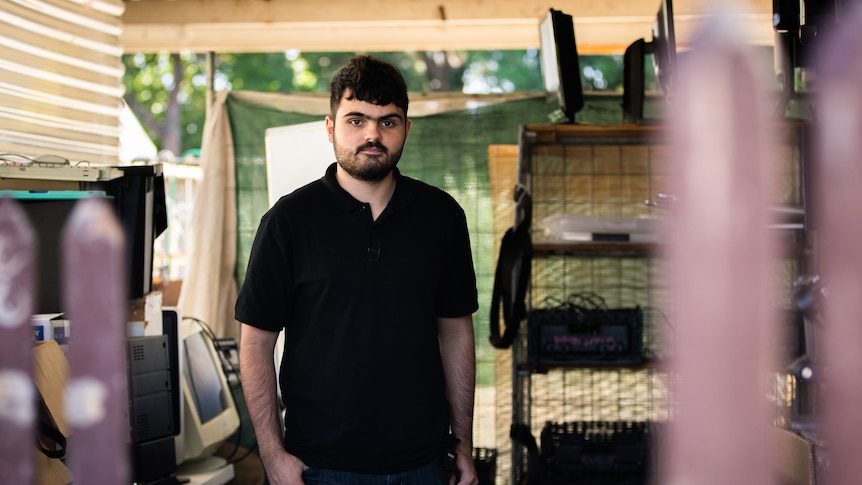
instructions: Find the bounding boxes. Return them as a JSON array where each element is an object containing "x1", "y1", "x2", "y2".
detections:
[{"x1": 235, "y1": 163, "x2": 478, "y2": 473}]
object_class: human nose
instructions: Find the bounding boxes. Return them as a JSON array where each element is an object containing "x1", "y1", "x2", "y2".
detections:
[{"x1": 363, "y1": 123, "x2": 380, "y2": 142}]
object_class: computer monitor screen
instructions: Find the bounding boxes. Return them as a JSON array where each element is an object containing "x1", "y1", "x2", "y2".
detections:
[
  {"x1": 187, "y1": 332, "x2": 225, "y2": 422},
  {"x1": 772, "y1": 0, "x2": 847, "y2": 106},
  {"x1": 652, "y1": 0, "x2": 677, "y2": 97},
  {"x1": 622, "y1": 38, "x2": 652, "y2": 124},
  {"x1": 94, "y1": 164, "x2": 167, "y2": 300},
  {"x1": 177, "y1": 319, "x2": 239, "y2": 474},
  {"x1": 539, "y1": 8, "x2": 585, "y2": 123},
  {"x1": 622, "y1": 0, "x2": 677, "y2": 123}
]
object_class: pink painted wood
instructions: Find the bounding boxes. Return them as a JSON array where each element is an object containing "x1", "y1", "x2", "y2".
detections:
[
  {"x1": 661, "y1": 12, "x2": 780, "y2": 485},
  {"x1": 0, "y1": 198, "x2": 37, "y2": 485},
  {"x1": 62, "y1": 197, "x2": 130, "y2": 485},
  {"x1": 814, "y1": 5, "x2": 862, "y2": 485}
]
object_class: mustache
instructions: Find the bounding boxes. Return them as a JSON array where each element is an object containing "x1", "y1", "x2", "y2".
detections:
[{"x1": 356, "y1": 142, "x2": 387, "y2": 154}]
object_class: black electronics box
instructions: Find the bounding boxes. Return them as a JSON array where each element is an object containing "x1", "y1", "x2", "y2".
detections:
[
  {"x1": 127, "y1": 334, "x2": 179, "y2": 483},
  {"x1": 539, "y1": 421, "x2": 653, "y2": 485},
  {"x1": 527, "y1": 306, "x2": 644, "y2": 367},
  {"x1": 127, "y1": 335, "x2": 174, "y2": 443}
]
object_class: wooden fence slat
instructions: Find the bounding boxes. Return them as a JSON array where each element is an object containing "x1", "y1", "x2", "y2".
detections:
[
  {"x1": 62, "y1": 197, "x2": 130, "y2": 485},
  {"x1": 815, "y1": 5, "x2": 862, "y2": 485},
  {"x1": 0, "y1": 198, "x2": 37, "y2": 485},
  {"x1": 662, "y1": 10, "x2": 779, "y2": 485}
]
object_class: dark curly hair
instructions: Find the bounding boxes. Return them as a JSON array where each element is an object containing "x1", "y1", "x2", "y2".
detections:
[{"x1": 329, "y1": 55, "x2": 409, "y2": 117}]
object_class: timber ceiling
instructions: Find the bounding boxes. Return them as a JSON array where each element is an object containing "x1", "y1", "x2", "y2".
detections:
[{"x1": 120, "y1": 0, "x2": 775, "y2": 54}]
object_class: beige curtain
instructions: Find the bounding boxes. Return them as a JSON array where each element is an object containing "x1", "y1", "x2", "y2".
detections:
[{"x1": 178, "y1": 90, "x2": 239, "y2": 340}]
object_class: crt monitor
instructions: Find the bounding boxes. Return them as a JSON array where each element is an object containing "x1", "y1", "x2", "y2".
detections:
[
  {"x1": 176, "y1": 318, "x2": 240, "y2": 474},
  {"x1": 162, "y1": 308, "x2": 185, "y2": 466},
  {"x1": 539, "y1": 8, "x2": 585, "y2": 124}
]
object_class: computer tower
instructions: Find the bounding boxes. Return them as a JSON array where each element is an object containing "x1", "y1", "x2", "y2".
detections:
[{"x1": 128, "y1": 316, "x2": 181, "y2": 484}]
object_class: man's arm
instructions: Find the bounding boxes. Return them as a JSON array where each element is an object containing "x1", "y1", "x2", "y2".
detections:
[
  {"x1": 239, "y1": 323, "x2": 305, "y2": 484},
  {"x1": 438, "y1": 315, "x2": 479, "y2": 485}
]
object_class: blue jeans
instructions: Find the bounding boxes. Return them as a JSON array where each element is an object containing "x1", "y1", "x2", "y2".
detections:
[{"x1": 300, "y1": 459, "x2": 451, "y2": 485}]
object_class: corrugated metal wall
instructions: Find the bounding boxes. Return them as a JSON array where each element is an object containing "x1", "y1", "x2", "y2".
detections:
[{"x1": 0, "y1": 0, "x2": 125, "y2": 165}]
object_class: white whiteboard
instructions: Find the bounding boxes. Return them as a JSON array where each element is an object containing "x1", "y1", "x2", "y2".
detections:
[
  {"x1": 264, "y1": 121, "x2": 334, "y2": 401},
  {"x1": 264, "y1": 121, "x2": 334, "y2": 208}
]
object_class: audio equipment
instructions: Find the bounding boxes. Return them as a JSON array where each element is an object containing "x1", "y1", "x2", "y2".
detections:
[{"x1": 527, "y1": 304, "x2": 644, "y2": 368}]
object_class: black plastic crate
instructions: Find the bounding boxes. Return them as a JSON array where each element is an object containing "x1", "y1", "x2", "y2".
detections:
[
  {"x1": 473, "y1": 447, "x2": 497, "y2": 485},
  {"x1": 527, "y1": 306, "x2": 644, "y2": 367},
  {"x1": 539, "y1": 421, "x2": 652, "y2": 485}
]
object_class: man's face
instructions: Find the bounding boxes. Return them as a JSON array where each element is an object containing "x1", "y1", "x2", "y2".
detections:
[{"x1": 325, "y1": 91, "x2": 410, "y2": 182}]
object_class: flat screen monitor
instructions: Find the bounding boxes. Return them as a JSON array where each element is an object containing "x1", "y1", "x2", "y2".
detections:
[
  {"x1": 176, "y1": 318, "x2": 240, "y2": 474},
  {"x1": 652, "y1": 0, "x2": 677, "y2": 97},
  {"x1": 773, "y1": 0, "x2": 846, "y2": 107},
  {"x1": 539, "y1": 8, "x2": 585, "y2": 123},
  {"x1": 621, "y1": 0, "x2": 677, "y2": 123},
  {"x1": 622, "y1": 38, "x2": 653, "y2": 124},
  {"x1": 94, "y1": 164, "x2": 167, "y2": 300}
]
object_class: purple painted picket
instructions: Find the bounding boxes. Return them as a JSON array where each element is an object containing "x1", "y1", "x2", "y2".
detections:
[
  {"x1": 0, "y1": 198, "x2": 37, "y2": 485},
  {"x1": 0, "y1": 195, "x2": 131, "y2": 484},
  {"x1": 661, "y1": 12, "x2": 780, "y2": 485},
  {"x1": 814, "y1": 5, "x2": 862, "y2": 485},
  {"x1": 62, "y1": 197, "x2": 130, "y2": 484}
]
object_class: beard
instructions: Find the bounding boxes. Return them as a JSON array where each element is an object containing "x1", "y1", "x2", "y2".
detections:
[{"x1": 333, "y1": 138, "x2": 403, "y2": 182}]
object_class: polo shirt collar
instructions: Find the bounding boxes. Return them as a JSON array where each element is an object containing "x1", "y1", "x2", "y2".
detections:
[{"x1": 321, "y1": 162, "x2": 415, "y2": 216}]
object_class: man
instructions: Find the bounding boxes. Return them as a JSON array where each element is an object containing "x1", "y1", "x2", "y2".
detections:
[{"x1": 236, "y1": 55, "x2": 479, "y2": 485}]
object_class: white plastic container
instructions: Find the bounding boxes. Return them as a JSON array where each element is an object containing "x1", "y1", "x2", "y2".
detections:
[{"x1": 535, "y1": 214, "x2": 666, "y2": 243}]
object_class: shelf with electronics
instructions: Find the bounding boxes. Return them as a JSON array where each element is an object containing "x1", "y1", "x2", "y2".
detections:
[
  {"x1": 503, "y1": 121, "x2": 808, "y2": 485},
  {"x1": 485, "y1": 6, "x2": 680, "y2": 483},
  {"x1": 492, "y1": 0, "x2": 819, "y2": 481},
  {"x1": 500, "y1": 65, "x2": 810, "y2": 485},
  {"x1": 501, "y1": 117, "x2": 673, "y2": 484},
  {"x1": 501, "y1": 10, "x2": 810, "y2": 480}
]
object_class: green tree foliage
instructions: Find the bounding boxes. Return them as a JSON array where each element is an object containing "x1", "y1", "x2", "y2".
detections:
[
  {"x1": 123, "y1": 50, "x2": 631, "y2": 154},
  {"x1": 123, "y1": 52, "x2": 208, "y2": 155}
]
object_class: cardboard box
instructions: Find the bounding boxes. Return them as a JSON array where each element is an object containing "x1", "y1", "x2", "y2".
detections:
[
  {"x1": 772, "y1": 426, "x2": 828, "y2": 485},
  {"x1": 128, "y1": 290, "x2": 163, "y2": 335},
  {"x1": 35, "y1": 451, "x2": 72, "y2": 485},
  {"x1": 33, "y1": 341, "x2": 73, "y2": 485},
  {"x1": 160, "y1": 279, "x2": 182, "y2": 307},
  {"x1": 33, "y1": 341, "x2": 70, "y2": 442},
  {"x1": 0, "y1": 179, "x2": 83, "y2": 191}
]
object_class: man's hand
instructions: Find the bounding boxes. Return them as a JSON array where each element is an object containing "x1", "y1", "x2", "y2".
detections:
[
  {"x1": 262, "y1": 449, "x2": 307, "y2": 485},
  {"x1": 450, "y1": 441, "x2": 478, "y2": 485}
]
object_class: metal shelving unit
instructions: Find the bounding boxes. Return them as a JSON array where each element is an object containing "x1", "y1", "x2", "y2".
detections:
[
  {"x1": 510, "y1": 124, "x2": 671, "y2": 485},
  {"x1": 508, "y1": 122, "x2": 808, "y2": 484}
]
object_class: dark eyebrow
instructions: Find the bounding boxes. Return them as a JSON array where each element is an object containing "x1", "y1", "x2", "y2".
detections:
[{"x1": 344, "y1": 111, "x2": 404, "y2": 122}]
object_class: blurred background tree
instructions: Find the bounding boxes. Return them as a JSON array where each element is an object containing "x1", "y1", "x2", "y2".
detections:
[{"x1": 123, "y1": 50, "x2": 643, "y2": 155}]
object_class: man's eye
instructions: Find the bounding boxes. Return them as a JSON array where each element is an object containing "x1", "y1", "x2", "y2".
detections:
[
  {"x1": 348, "y1": 119, "x2": 363, "y2": 126},
  {"x1": 381, "y1": 120, "x2": 396, "y2": 128}
]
